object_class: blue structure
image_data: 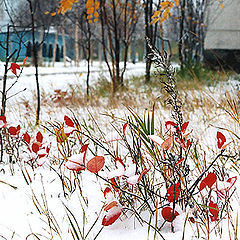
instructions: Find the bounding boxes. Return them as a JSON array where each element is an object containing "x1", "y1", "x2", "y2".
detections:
[{"x1": 0, "y1": 29, "x2": 74, "y2": 62}]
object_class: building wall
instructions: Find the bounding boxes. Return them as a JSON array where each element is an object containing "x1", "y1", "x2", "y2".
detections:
[
  {"x1": 205, "y1": 0, "x2": 240, "y2": 50},
  {"x1": 0, "y1": 30, "x2": 73, "y2": 61}
]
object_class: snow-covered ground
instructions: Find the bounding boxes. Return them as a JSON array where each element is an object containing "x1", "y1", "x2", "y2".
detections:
[
  {"x1": 0, "y1": 61, "x2": 240, "y2": 240},
  {"x1": 0, "y1": 61, "x2": 147, "y2": 101}
]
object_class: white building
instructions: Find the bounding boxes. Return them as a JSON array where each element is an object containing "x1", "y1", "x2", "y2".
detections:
[{"x1": 204, "y1": 0, "x2": 240, "y2": 71}]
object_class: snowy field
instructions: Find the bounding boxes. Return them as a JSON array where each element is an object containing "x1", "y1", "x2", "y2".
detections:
[{"x1": 0, "y1": 61, "x2": 240, "y2": 240}]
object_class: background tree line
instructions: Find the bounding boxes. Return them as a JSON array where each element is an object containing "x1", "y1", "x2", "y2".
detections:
[{"x1": 0, "y1": 0, "x2": 221, "y2": 96}]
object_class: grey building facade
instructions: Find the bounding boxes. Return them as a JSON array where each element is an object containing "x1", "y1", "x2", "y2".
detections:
[{"x1": 204, "y1": 0, "x2": 240, "y2": 71}]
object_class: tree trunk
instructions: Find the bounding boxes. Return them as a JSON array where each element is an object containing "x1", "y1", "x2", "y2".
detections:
[
  {"x1": 52, "y1": 27, "x2": 59, "y2": 67},
  {"x1": 28, "y1": 0, "x2": 40, "y2": 125},
  {"x1": 98, "y1": 40, "x2": 102, "y2": 65},
  {"x1": 178, "y1": 0, "x2": 186, "y2": 69},
  {"x1": 145, "y1": 0, "x2": 154, "y2": 82},
  {"x1": 62, "y1": 27, "x2": 67, "y2": 67},
  {"x1": 38, "y1": 27, "x2": 44, "y2": 66},
  {"x1": 74, "y1": 20, "x2": 79, "y2": 67}
]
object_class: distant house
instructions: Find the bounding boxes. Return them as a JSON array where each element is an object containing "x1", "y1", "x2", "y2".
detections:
[
  {"x1": 204, "y1": 0, "x2": 240, "y2": 71},
  {"x1": 0, "y1": 28, "x2": 74, "y2": 62}
]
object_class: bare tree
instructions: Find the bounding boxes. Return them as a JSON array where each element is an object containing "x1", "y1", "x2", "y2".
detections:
[
  {"x1": 177, "y1": 0, "x2": 210, "y2": 67},
  {"x1": 99, "y1": 0, "x2": 141, "y2": 93},
  {"x1": 142, "y1": 0, "x2": 162, "y2": 82}
]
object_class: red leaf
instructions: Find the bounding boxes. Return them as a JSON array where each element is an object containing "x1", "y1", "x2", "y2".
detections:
[
  {"x1": 217, "y1": 131, "x2": 226, "y2": 149},
  {"x1": 9, "y1": 127, "x2": 17, "y2": 136},
  {"x1": 65, "y1": 154, "x2": 85, "y2": 171},
  {"x1": 81, "y1": 143, "x2": 88, "y2": 164},
  {"x1": 102, "y1": 208, "x2": 122, "y2": 226},
  {"x1": 167, "y1": 183, "x2": 181, "y2": 202},
  {"x1": 36, "y1": 131, "x2": 43, "y2": 143},
  {"x1": 81, "y1": 144, "x2": 89, "y2": 153},
  {"x1": 189, "y1": 217, "x2": 195, "y2": 223},
  {"x1": 104, "y1": 187, "x2": 112, "y2": 199},
  {"x1": 175, "y1": 137, "x2": 185, "y2": 149},
  {"x1": 23, "y1": 132, "x2": 31, "y2": 144},
  {"x1": 32, "y1": 142, "x2": 40, "y2": 153},
  {"x1": 186, "y1": 139, "x2": 191, "y2": 149},
  {"x1": 175, "y1": 158, "x2": 184, "y2": 166},
  {"x1": 87, "y1": 156, "x2": 105, "y2": 173},
  {"x1": 226, "y1": 176, "x2": 237, "y2": 191},
  {"x1": 9, "y1": 125, "x2": 20, "y2": 136},
  {"x1": 109, "y1": 178, "x2": 119, "y2": 192},
  {"x1": 209, "y1": 201, "x2": 219, "y2": 222},
  {"x1": 165, "y1": 121, "x2": 177, "y2": 129},
  {"x1": 123, "y1": 122, "x2": 128, "y2": 135},
  {"x1": 199, "y1": 172, "x2": 217, "y2": 191},
  {"x1": 116, "y1": 157, "x2": 125, "y2": 168},
  {"x1": 0, "y1": 116, "x2": 7, "y2": 128},
  {"x1": 0, "y1": 115, "x2": 6, "y2": 124},
  {"x1": 181, "y1": 122, "x2": 189, "y2": 134},
  {"x1": 104, "y1": 201, "x2": 118, "y2": 211},
  {"x1": 161, "y1": 206, "x2": 179, "y2": 222},
  {"x1": 161, "y1": 136, "x2": 173, "y2": 150},
  {"x1": 23, "y1": 57, "x2": 28, "y2": 66},
  {"x1": 10, "y1": 63, "x2": 20, "y2": 76},
  {"x1": 64, "y1": 115, "x2": 74, "y2": 127}
]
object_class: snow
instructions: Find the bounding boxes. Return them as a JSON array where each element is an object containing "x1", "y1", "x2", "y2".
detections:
[{"x1": 0, "y1": 60, "x2": 239, "y2": 240}]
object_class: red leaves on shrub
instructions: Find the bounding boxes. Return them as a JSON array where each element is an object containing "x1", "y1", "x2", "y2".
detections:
[
  {"x1": 23, "y1": 132, "x2": 31, "y2": 144},
  {"x1": 226, "y1": 176, "x2": 237, "y2": 190},
  {"x1": 0, "y1": 115, "x2": 7, "y2": 128},
  {"x1": 148, "y1": 135, "x2": 173, "y2": 150},
  {"x1": 81, "y1": 144, "x2": 88, "y2": 165},
  {"x1": 86, "y1": 156, "x2": 105, "y2": 173},
  {"x1": 23, "y1": 57, "x2": 28, "y2": 66},
  {"x1": 123, "y1": 122, "x2": 128, "y2": 135},
  {"x1": 217, "y1": 131, "x2": 226, "y2": 149},
  {"x1": 209, "y1": 200, "x2": 219, "y2": 222},
  {"x1": 161, "y1": 136, "x2": 173, "y2": 150},
  {"x1": 9, "y1": 125, "x2": 20, "y2": 136},
  {"x1": 104, "y1": 201, "x2": 118, "y2": 211},
  {"x1": 102, "y1": 207, "x2": 122, "y2": 226},
  {"x1": 36, "y1": 131, "x2": 43, "y2": 144},
  {"x1": 64, "y1": 115, "x2": 74, "y2": 127},
  {"x1": 181, "y1": 121, "x2": 189, "y2": 134},
  {"x1": 65, "y1": 154, "x2": 86, "y2": 171},
  {"x1": 32, "y1": 142, "x2": 40, "y2": 153},
  {"x1": 167, "y1": 183, "x2": 181, "y2": 202},
  {"x1": 216, "y1": 176, "x2": 237, "y2": 198},
  {"x1": 165, "y1": 121, "x2": 177, "y2": 130},
  {"x1": 81, "y1": 144, "x2": 89, "y2": 153},
  {"x1": 189, "y1": 217, "x2": 195, "y2": 223},
  {"x1": 126, "y1": 168, "x2": 148, "y2": 185},
  {"x1": 104, "y1": 187, "x2": 112, "y2": 199},
  {"x1": 109, "y1": 178, "x2": 119, "y2": 192},
  {"x1": 175, "y1": 158, "x2": 184, "y2": 166},
  {"x1": 199, "y1": 172, "x2": 217, "y2": 191},
  {"x1": 161, "y1": 206, "x2": 179, "y2": 222},
  {"x1": 10, "y1": 63, "x2": 20, "y2": 76},
  {"x1": 116, "y1": 157, "x2": 125, "y2": 169},
  {"x1": 102, "y1": 187, "x2": 122, "y2": 226},
  {"x1": 217, "y1": 131, "x2": 232, "y2": 150}
]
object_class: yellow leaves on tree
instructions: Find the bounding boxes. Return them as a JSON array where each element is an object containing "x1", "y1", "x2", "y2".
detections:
[
  {"x1": 86, "y1": 0, "x2": 100, "y2": 24},
  {"x1": 217, "y1": 0, "x2": 224, "y2": 9},
  {"x1": 46, "y1": 0, "x2": 100, "y2": 24},
  {"x1": 150, "y1": 0, "x2": 179, "y2": 25},
  {"x1": 58, "y1": 0, "x2": 79, "y2": 14},
  {"x1": 45, "y1": 0, "x2": 79, "y2": 16}
]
